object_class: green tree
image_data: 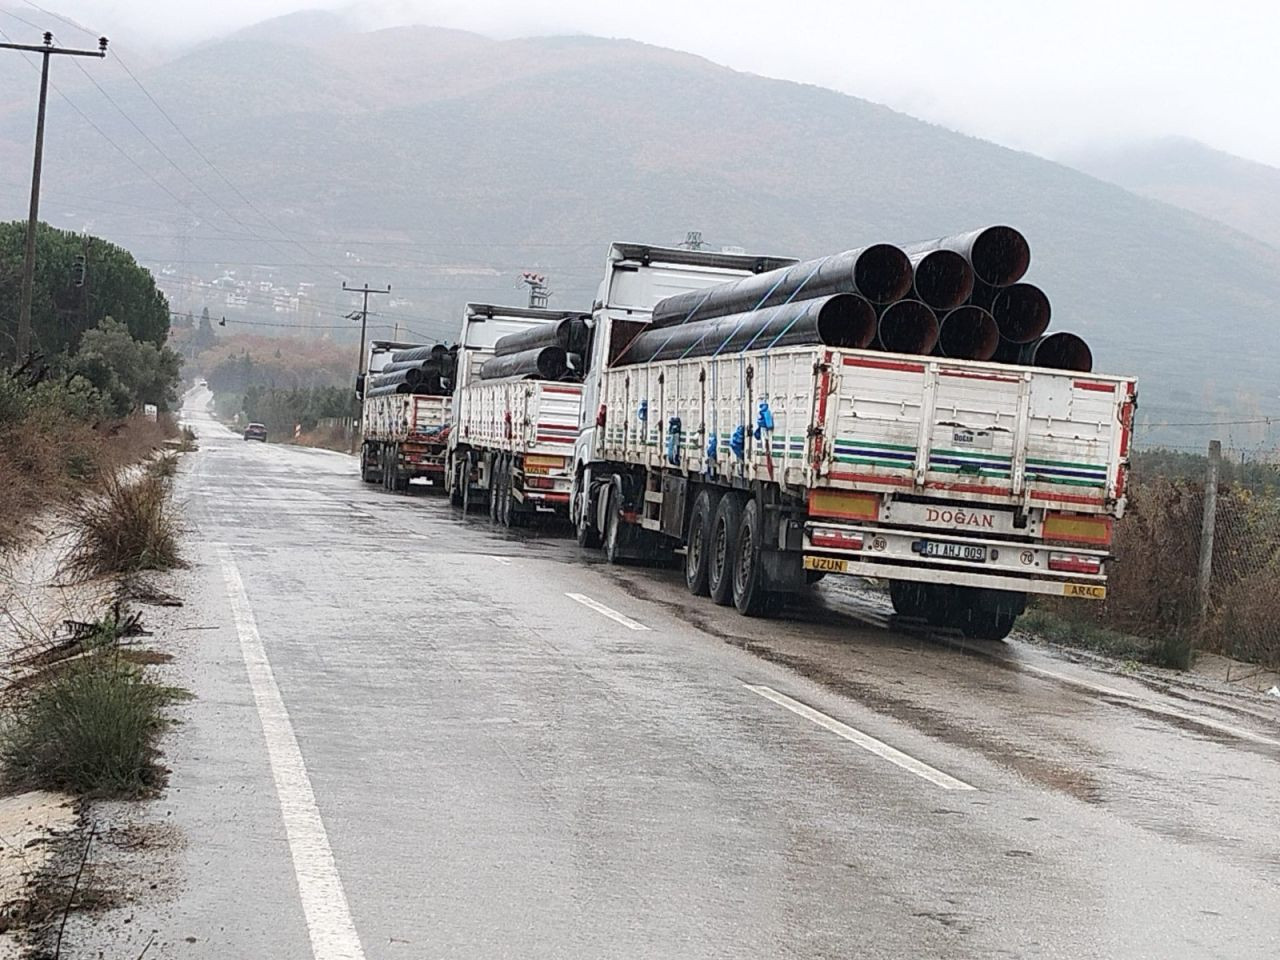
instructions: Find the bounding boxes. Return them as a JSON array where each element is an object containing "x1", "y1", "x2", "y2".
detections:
[
  {"x1": 69, "y1": 318, "x2": 182, "y2": 416},
  {"x1": 0, "y1": 222, "x2": 171, "y2": 363}
]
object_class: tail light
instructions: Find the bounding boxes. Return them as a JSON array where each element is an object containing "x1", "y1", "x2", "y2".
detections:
[
  {"x1": 810, "y1": 527, "x2": 864, "y2": 551},
  {"x1": 596, "y1": 404, "x2": 607, "y2": 427},
  {"x1": 525, "y1": 475, "x2": 555, "y2": 490},
  {"x1": 1048, "y1": 552, "x2": 1102, "y2": 575}
]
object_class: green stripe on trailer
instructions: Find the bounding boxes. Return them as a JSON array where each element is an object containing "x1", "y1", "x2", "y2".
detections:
[
  {"x1": 1026, "y1": 455, "x2": 1108, "y2": 471},
  {"x1": 835, "y1": 438, "x2": 916, "y2": 451},
  {"x1": 833, "y1": 456, "x2": 915, "y2": 470}
]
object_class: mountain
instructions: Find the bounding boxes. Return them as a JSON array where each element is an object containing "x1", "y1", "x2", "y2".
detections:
[
  {"x1": 2, "y1": 14, "x2": 1278, "y2": 446},
  {"x1": 1065, "y1": 137, "x2": 1280, "y2": 250}
]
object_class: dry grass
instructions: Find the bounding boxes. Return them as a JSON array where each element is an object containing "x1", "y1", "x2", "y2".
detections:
[
  {"x1": 67, "y1": 472, "x2": 182, "y2": 579},
  {"x1": 0, "y1": 414, "x2": 174, "y2": 550},
  {"x1": 0, "y1": 607, "x2": 175, "y2": 798}
]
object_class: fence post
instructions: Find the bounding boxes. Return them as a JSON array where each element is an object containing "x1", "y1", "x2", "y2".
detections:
[{"x1": 1196, "y1": 439, "x2": 1221, "y2": 620}]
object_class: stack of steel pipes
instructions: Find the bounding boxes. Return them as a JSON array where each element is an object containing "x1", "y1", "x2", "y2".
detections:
[
  {"x1": 478, "y1": 315, "x2": 591, "y2": 381},
  {"x1": 614, "y1": 226, "x2": 1092, "y2": 373},
  {"x1": 364, "y1": 343, "x2": 460, "y2": 397}
]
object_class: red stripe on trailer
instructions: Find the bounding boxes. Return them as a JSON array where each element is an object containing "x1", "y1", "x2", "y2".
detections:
[
  {"x1": 927, "y1": 480, "x2": 1013, "y2": 496},
  {"x1": 1030, "y1": 490, "x2": 1106, "y2": 507},
  {"x1": 828, "y1": 471, "x2": 914, "y2": 487},
  {"x1": 535, "y1": 435, "x2": 575, "y2": 443},
  {"x1": 813, "y1": 359, "x2": 832, "y2": 470},
  {"x1": 843, "y1": 357, "x2": 925, "y2": 373},
  {"x1": 940, "y1": 370, "x2": 1020, "y2": 383},
  {"x1": 541, "y1": 386, "x2": 581, "y2": 395},
  {"x1": 1074, "y1": 380, "x2": 1115, "y2": 393}
]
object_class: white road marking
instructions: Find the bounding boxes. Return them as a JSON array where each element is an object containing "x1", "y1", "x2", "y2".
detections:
[
  {"x1": 744, "y1": 683, "x2": 976, "y2": 791},
  {"x1": 565, "y1": 592, "x2": 650, "y2": 631},
  {"x1": 1015, "y1": 662, "x2": 1280, "y2": 749},
  {"x1": 216, "y1": 545, "x2": 366, "y2": 960},
  {"x1": 490, "y1": 556, "x2": 513, "y2": 565}
]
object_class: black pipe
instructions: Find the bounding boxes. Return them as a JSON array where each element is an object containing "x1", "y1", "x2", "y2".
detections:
[
  {"x1": 613, "y1": 294, "x2": 877, "y2": 366},
  {"x1": 1025, "y1": 332, "x2": 1093, "y2": 372},
  {"x1": 649, "y1": 244, "x2": 912, "y2": 328},
  {"x1": 364, "y1": 383, "x2": 413, "y2": 397},
  {"x1": 378, "y1": 357, "x2": 454, "y2": 375},
  {"x1": 903, "y1": 225, "x2": 1030, "y2": 288},
  {"x1": 909, "y1": 249, "x2": 974, "y2": 311},
  {"x1": 971, "y1": 281, "x2": 1051, "y2": 343},
  {"x1": 478, "y1": 346, "x2": 570, "y2": 381},
  {"x1": 391, "y1": 344, "x2": 449, "y2": 364},
  {"x1": 936, "y1": 305, "x2": 999, "y2": 361},
  {"x1": 876, "y1": 299, "x2": 939, "y2": 354},
  {"x1": 494, "y1": 317, "x2": 590, "y2": 357}
]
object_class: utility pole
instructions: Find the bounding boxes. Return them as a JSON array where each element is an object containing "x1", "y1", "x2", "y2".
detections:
[
  {"x1": 1, "y1": 31, "x2": 108, "y2": 359},
  {"x1": 342, "y1": 281, "x2": 390, "y2": 396},
  {"x1": 1196, "y1": 439, "x2": 1221, "y2": 621}
]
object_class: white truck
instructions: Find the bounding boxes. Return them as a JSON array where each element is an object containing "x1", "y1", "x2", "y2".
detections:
[
  {"x1": 570, "y1": 243, "x2": 1136, "y2": 640},
  {"x1": 358, "y1": 339, "x2": 452, "y2": 491},
  {"x1": 445, "y1": 304, "x2": 586, "y2": 525}
]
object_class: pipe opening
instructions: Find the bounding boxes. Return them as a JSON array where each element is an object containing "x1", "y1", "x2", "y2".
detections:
[
  {"x1": 991, "y1": 283, "x2": 1051, "y2": 343},
  {"x1": 912, "y1": 250, "x2": 975, "y2": 311},
  {"x1": 970, "y1": 225, "x2": 1030, "y2": 287},
  {"x1": 816, "y1": 294, "x2": 877, "y2": 349},
  {"x1": 938, "y1": 306, "x2": 999, "y2": 360},
  {"x1": 877, "y1": 300, "x2": 939, "y2": 355},
  {"x1": 1030, "y1": 332, "x2": 1092, "y2": 373},
  {"x1": 854, "y1": 244, "x2": 913, "y2": 304}
]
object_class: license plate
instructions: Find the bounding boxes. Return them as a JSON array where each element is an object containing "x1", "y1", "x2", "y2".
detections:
[
  {"x1": 804, "y1": 555, "x2": 849, "y2": 574},
  {"x1": 921, "y1": 541, "x2": 987, "y2": 563},
  {"x1": 1063, "y1": 582, "x2": 1107, "y2": 599}
]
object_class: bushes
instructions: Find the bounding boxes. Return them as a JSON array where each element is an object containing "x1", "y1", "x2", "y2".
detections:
[
  {"x1": 1, "y1": 643, "x2": 171, "y2": 797},
  {"x1": 69, "y1": 471, "x2": 181, "y2": 578}
]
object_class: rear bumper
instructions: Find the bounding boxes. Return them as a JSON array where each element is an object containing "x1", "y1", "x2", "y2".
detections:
[{"x1": 801, "y1": 520, "x2": 1109, "y2": 599}]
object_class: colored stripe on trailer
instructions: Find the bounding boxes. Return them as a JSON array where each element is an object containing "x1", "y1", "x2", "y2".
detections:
[{"x1": 842, "y1": 357, "x2": 925, "y2": 373}]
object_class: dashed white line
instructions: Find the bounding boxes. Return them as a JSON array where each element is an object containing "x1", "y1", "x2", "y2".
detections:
[
  {"x1": 565, "y1": 592, "x2": 650, "y2": 631},
  {"x1": 216, "y1": 545, "x2": 366, "y2": 960},
  {"x1": 744, "y1": 683, "x2": 976, "y2": 791}
]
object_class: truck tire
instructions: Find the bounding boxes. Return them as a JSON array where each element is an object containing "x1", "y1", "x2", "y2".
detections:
[
  {"x1": 707, "y1": 493, "x2": 743, "y2": 606},
  {"x1": 950, "y1": 588, "x2": 1025, "y2": 641},
  {"x1": 489, "y1": 456, "x2": 502, "y2": 521},
  {"x1": 461, "y1": 458, "x2": 478, "y2": 513},
  {"x1": 392, "y1": 445, "x2": 409, "y2": 493},
  {"x1": 889, "y1": 580, "x2": 931, "y2": 619},
  {"x1": 603, "y1": 480, "x2": 626, "y2": 565},
  {"x1": 684, "y1": 487, "x2": 719, "y2": 596},
  {"x1": 733, "y1": 497, "x2": 779, "y2": 617},
  {"x1": 449, "y1": 460, "x2": 464, "y2": 508},
  {"x1": 575, "y1": 480, "x2": 601, "y2": 548}
]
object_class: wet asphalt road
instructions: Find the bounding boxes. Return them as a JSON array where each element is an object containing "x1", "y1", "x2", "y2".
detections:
[{"x1": 70, "y1": 390, "x2": 1280, "y2": 958}]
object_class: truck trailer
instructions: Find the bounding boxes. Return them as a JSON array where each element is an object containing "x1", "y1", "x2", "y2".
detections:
[
  {"x1": 445, "y1": 304, "x2": 587, "y2": 525},
  {"x1": 358, "y1": 339, "x2": 453, "y2": 492},
  {"x1": 569, "y1": 244, "x2": 1136, "y2": 640}
]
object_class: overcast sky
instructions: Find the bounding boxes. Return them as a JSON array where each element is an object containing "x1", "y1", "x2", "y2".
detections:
[{"x1": 12, "y1": 0, "x2": 1280, "y2": 166}]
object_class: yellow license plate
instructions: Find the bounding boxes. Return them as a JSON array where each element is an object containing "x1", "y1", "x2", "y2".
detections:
[
  {"x1": 1063, "y1": 582, "x2": 1107, "y2": 600},
  {"x1": 804, "y1": 555, "x2": 849, "y2": 574}
]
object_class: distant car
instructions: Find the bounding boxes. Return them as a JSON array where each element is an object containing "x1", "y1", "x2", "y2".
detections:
[{"x1": 243, "y1": 423, "x2": 267, "y2": 442}]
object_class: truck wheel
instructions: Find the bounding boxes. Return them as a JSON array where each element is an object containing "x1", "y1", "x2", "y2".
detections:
[
  {"x1": 575, "y1": 481, "x2": 601, "y2": 548},
  {"x1": 707, "y1": 493, "x2": 743, "y2": 606},
  {"x1": 489, "y1": 456, "x2": 502, "y2": 521},
  {"x1": 950, "y1": 588, "x2": 1025, "y2": 641},
  {"x1": 684, "y1": 488, "x2": 719, "y2": 596},
  {"x1": 889, "y1": 580, "x2": 931, "y2": 619},
  {"x1": 959, "y1": 609, "x2": 1018, "y2": 641},
  {"x1": 392, "y1": 445, "x2": 409, "y2": 492},
  {"x1": 603, "y1": 481, "x2": 626, "y2": 565},
  {"x1": 733, "y1": 498, "x2": 779, "y2": 617},
  {"x1": 449, "y1": 460, "x2": 464, "y2": 508},
  {"x1": 461, "y1": 458, "x2": 477, "y2": 513},
  {"x1": 500, "y1": 458, "x2": 515, "y2": 527}
]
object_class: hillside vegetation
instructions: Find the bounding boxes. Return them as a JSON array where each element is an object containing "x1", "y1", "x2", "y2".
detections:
[{"x1": 1, "y1": 14, "x2": 1278, "y2": 441}]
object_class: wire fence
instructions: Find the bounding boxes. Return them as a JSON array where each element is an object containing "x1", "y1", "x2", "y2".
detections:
[{"x1": 1054, "y1": 440, "x2": 1280, "y2": 670}]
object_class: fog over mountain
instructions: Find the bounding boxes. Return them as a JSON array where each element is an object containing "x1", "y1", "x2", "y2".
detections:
[{"x1": 2, "y1": 9, "x2": 1278, "y2": 449}]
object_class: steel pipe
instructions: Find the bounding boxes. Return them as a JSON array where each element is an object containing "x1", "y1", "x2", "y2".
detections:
[
  {"x1": 903, "y1": 225, "x2": 1030, "y2": 288},
  {"x1": 391, "y1": 343, "x2": 450, "y2": 364},
  {"x1": 478, "y1": 345, "x2": 570, "y2": 381},
  {"x1": 936, "y1": 305, "x2": 999, "y2": 360},
  {"x1": 971, "y1": 281, "x2": 1051, "y2": 343},
  {"x1": 1025, "y1": 332, "x2": 1092, "y2": 372},
  {"x1": 494, "y1": 317, "x2": 590, "y2": 357},
  {"x1": 613, "y1": 294, "x2": 877, "y2": 366},
  {"x1": 650, "y1": 244, "x2": 912, "y2": 328},
  {"x1": 909, "y1": 249, "x2": 974, "y2": 311},
  {"x1": 876, "y1": 299, "x2": 939, "y2": 355}
]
